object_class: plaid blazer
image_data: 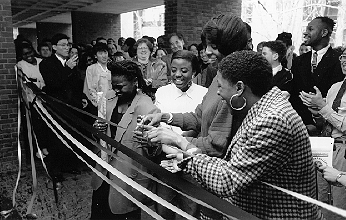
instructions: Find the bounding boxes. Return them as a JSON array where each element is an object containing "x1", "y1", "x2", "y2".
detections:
[{"x1": 182, "y1": 87, "x2": 321, "y2": 219}]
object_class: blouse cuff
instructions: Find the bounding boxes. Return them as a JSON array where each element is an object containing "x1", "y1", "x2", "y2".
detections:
[{"x1": 319, "y1": 105, "x2": 333, "y2": 119}]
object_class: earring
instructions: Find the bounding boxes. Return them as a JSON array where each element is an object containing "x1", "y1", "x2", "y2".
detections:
[
  {"x1": 135, "y1": 83, "x2": 140, "y2": 92},
  {"x1": 229, "y1": 94, "x2": 247, "y2": 111}
]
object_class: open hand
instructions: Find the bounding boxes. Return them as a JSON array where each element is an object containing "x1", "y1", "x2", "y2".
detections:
[
  {"x1": 299, "y1": 86, "x2": 326, "y2": 111},
  {"x1": 146, "y1": 126, "x2": 187, "y2": 148},
  {"x1": 160, "y1": 158, "x2": 182, "y2": 173}
]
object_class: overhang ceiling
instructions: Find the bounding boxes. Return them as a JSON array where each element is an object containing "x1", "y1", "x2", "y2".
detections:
[{"x1": 11, "y1": 0, "x2": 164, "y2": 28}]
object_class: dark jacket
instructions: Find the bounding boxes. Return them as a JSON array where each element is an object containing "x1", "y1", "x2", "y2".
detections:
[
  {"x1": 290, "y1": 47, "x2": 344, "y2": 125},
  {"x1": 39, "y1": 54, "x2": 82, "y2": 107},
  {"x1": 272, "y1": 67, "x2": 293, "y2": 94}
]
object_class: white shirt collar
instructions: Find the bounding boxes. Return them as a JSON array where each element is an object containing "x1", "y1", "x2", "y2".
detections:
[
  {"x1": 311, "y1": 44, "x2": 330, "y2": 66},
  {"x1": 272, "y1": 64, "x2": 282, "y2": 76},
  {"x1": 55, "y1": 53, "x2": 66, "y2": 66},
  {"x1": 171, "y1": 82, "x2": 196, "y2": 99},
  {"x1": 312, "y1": 44, "x2": 330, "y2": 56}
]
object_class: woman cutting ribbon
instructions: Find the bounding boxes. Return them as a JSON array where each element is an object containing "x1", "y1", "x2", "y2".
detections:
[{"x1": 90, "y1": 60, "x2": 160, "y2": 220}]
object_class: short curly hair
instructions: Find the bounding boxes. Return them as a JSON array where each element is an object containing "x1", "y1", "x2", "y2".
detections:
[
  {"x1": 171, "y1": 50, "x2": 200, "y2": 74},
  {"x1": 263, "y1": 41, "x2": 287, "y2": 63},
  {"x1": 201, "y1": 14, "x2": 248, "y2": 56},
  {"x1": 218, "y1": 51, "x2": 273, "y2": 97},
  {"x1": 315, "y1": 16, "x2": 335, "y2": 37}
]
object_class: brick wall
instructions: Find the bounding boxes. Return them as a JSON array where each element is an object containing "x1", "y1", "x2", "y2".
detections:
[
  {"x1": 71, "y1": 11, "x2": 121, "y2": 45},
  {"x1": 0, "y1": 0, "x2": 19, "y2": 173},
  {"x1": 36, "y1": 22, "x2": 72, "y2": 44},
  {"x1": 164, "y1": 0, "x2": 242, "y2": 45}
]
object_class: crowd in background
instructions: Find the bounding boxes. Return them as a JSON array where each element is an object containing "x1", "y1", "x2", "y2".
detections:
[{"x1": 14, "y1": 12, "x2": 346, "y2": 220}]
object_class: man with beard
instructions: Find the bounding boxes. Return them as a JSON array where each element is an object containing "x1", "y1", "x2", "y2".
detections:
[{"x1": 290, "y1": 17, "x2": 343, "y2": 131}]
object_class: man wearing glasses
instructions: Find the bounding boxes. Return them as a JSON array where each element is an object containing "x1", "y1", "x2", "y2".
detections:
[{"x1": 39, "y1": 33, "x2": 81, "y2": 183}]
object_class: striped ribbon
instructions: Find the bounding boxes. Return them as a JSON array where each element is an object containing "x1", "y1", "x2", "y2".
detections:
[
  {"x1": 38, "y1": 93, "x2": 252, "y2": 219},
  {"x1": 18, "y1": 75, "x2": 346, "y2": 220},
  {"x1": 41, "y1": 97, "x2": 226, "y2": 217},
  {"x1": 34, "y1": 100, "x2": 198, "y2": 220},
  {"x1": 263, "y1": 182, "x2": 346, "y2": 218}
]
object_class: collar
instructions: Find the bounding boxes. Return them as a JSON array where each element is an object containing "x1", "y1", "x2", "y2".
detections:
[
  {"x1": 171, "y1": 82, "x2": 196, "y2": 99},
  {"x1": 55, "y1": 53, "x2": 66, "y2": 66},
  {"x1": 97, "y1": 62, "x2": 109, "y2": 72},
  {"x1": 312, "y1": 44, "x2": 330, "y2": 57},
  {"x1": 272, "y1": 64, "x2": 282, "y2": 76}
]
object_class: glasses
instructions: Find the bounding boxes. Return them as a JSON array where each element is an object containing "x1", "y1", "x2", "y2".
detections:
[
  {"x1": 57, "y1": 43, "x2": 71, "y2": 48},
  {"x1": 339, "y1": 55, "x2": 346, "y2": 61},
  {"x1": 137, "y1": 47, "x2": 149, "y2": 51}
]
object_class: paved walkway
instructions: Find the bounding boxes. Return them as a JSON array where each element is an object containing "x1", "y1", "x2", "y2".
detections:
[
  {"x1": 0, "y1": 163, "x2": 93, "y2": 220},
  {"x1": 0, "y1": 162, "x2": 164, "y2": 220}
]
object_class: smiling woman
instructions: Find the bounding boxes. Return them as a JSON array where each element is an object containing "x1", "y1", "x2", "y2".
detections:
[
  {"x1": 153, "y1": 50, "x2": 207, "y2": 218},
  {"x1": 90, "y1": 60, "x2": 160, "y2": 220},
  {"x1": 132, "y1": 38, "x2": 168, "y2": 99},
  {"x1": 83, "y1": 42, "x2": 112, "y2": 108}
]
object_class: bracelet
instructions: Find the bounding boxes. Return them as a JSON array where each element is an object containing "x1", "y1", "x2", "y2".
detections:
[{"x1": 336, "y1": 173, "x2": 346, "y2": 182}]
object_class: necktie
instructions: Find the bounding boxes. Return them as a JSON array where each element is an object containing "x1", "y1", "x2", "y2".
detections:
[
  {"x1": 332, "y1": 79, "x2": 346, "y2": 112},
  {"x1": 311, "y1": 51, "x2": 318, "y2": 73},
  {"x1": 321, "y1": 80, "x2": 346, "y2": 137}
]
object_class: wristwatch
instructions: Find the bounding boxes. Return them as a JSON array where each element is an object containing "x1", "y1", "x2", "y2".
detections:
[{"x1": 336, "y1": 173, "x2": 346, "y2": 184}]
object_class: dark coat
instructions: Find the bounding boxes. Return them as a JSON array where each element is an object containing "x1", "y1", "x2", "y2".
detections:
[
  {"x1": 290, "y1": 47, "x2": 344, "y2": 125},
  {"x1": 39, "y1": 54, "x2": 82, "y2": 107},
  {"x1": 272, "y1": 67, "x2": 293, "y2": 94}
]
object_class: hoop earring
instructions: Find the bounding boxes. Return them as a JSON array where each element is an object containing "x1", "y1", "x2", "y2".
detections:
[{"x1": 229, "y1": 94, "x2": 247, "y2": 111}]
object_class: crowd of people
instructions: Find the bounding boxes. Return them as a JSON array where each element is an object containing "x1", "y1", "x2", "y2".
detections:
[{"x1": 14, "y1": 12, "x2": 346, "y2": 220}]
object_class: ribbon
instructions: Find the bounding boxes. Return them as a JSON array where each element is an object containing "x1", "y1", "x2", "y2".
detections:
[
  {"x1": 263, "y1": 182, "x2": 346, "y2": 218},
  {"x1": 40, "y1": 96, "x2": 224, "y2": 217},
  {"x1": 39, "y1": 93, "x2": 256, "y2": 219},
  {"x1": 34, "y1": 100, "x2": 198, "y2": 220},
  {"x1": 24, "y1": 107, "x2": 37, "y2": 218},
  {"x1": 22, "y1": 76, "x2": 346, "y2": 219}
]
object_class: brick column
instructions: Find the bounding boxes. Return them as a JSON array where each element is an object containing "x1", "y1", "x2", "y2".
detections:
[
  {"x1": 0, "y1": 0, "x2": 19, "y2": 172},
  {"x1": 71, "y1": 11, "x2": 121, "y2": 45},
  {"x1": 164, "y1": 0, "x2": 242, "y2": 45}
]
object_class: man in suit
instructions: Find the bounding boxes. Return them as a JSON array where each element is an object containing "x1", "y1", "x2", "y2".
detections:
[
  {"x1": 290, "y1": 16, "x2": 344, "y2": 129},
  {"x1": 39, "y1": 33, "x2": 80, "y2": 182},
  {"x1": 40, "y1": 33, "x2": 79, "y2": 106}
]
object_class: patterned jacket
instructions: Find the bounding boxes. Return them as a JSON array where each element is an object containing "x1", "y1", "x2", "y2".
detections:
[{"x1": 181, "y1": 87, "x2": 321, "y2": 219}]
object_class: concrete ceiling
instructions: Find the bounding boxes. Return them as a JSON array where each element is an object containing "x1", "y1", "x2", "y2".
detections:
[{"x1": 11, "y1": 0, "x2": 164, "y2": 28}]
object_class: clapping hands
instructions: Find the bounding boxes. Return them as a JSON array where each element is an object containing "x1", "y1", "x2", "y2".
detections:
[{"x1": 299, "y1": 86, "x2": 326, "y2": 114}]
